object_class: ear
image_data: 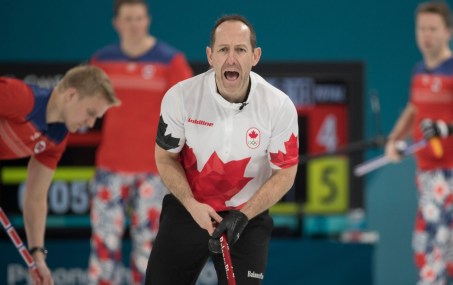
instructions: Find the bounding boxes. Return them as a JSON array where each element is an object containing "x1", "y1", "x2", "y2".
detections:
[
  {"x1": 64, "y1": 87, "x2": 78, "y2": 102},
  {"x1": 112, "y1": 18, "x2": 119, "y2": 32},
  {"x1": 206, "y1": 46, "x2": 213, "y2": 66},
  {"x1": 252, "y1": 47, "x2": 262, "y2": 67}
]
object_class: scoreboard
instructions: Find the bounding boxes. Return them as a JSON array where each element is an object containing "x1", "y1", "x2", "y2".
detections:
[
  {"x1": 0, "y1": 62, "x2": 364, "y2": 237},
  {"x1": 254, "y1": 63, "x2": 363, "y2": 200}
]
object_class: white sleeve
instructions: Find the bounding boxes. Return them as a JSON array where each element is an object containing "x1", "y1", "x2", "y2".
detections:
[
  {"x1": 156, "y1": 83, "x2": 186, "y2": 153},
  {"x1": 268, "y1": 97, "x2": 299, "y2": 169}
]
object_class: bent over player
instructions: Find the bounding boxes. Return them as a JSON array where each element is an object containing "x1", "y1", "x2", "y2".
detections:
[
  {"x1": 145, "y1": 15, "x2": 299, "y2": 285},
  {"x1": 0, "y1": 65, "x2": 119, "y2": 285}
]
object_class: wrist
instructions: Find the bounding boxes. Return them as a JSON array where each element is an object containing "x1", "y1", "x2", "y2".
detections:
[
  {"x1": 182, "y1": 196, "x2": 198, "y2": 211},
  {"x1": 387, "y1": 136, "x2": 399, "y2": 144},
  {"x1": 237, "y1": 209, "x2": 251, "y2": 221},
  {"x1": 29, "y1": 246, "x2": 48, "y2": 259}
]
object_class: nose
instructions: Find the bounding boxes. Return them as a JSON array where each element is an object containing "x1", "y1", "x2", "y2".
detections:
[
  {"x1": 226, "y1": 51, "x2": 236, "y2": 65},
  {"x1": 86, "y1": 117, "x2": 96, "y2": 128}
]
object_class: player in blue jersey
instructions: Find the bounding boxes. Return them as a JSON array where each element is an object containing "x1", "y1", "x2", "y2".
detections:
[
  {"x1": 1, "y1": 65, "x2": 118, "y2": 285},
  {"x1": 385, "y1": 2, "x2": 453, "y2": 284}
]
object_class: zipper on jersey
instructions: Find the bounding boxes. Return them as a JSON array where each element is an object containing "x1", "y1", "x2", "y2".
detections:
[{"x1": 222, "y1": 110, "x2": 235, "y2": 158}]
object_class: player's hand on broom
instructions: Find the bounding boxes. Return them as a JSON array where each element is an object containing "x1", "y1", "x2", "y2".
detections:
[
  {"x1": 420, "y1": 119, "x2": 451, "y2": 140},
  {"x1": 185, "y1": 198, "x2": 222, "y2": 236},
  {"x1": 31, "y1": 254, "x2": 53, "y2": 285},
  {"x1": 420, "y1": 119, "x2": 452, "y2": 158},
  {"x1": 385, "y1": 140, "x2": 407, "y2": 163},
  {"x1": 208, "y1": 210, "x2": 248, "y2": 254}
]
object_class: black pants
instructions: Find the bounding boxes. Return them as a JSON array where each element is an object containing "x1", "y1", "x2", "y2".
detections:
[{"x1": 145, "y1": 194, "x2": 273, "y2": 285}]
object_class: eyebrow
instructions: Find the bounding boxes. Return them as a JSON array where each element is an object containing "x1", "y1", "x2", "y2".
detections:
[
  {"x1": 217, "y1": 44, "x2": 249, "y2": 49},
  {"x1": 87, "y1": 109, "x2": 97, "y2": 117}
]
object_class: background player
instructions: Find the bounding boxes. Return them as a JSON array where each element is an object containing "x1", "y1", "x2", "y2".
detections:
[
  {"x1": 88, "y1": 0, "x2": 193, "y2": 284},
  {"x1": 384, "y1": 1, "x2": 453, "y2": 284}
]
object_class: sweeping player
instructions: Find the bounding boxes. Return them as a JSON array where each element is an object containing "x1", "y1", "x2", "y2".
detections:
[
  {"x1": 384, "y1": 1, "x2": 453, "y2": 284},
  {"x1": 0, "y1": 65, "x2": 119, "y2": 285}
]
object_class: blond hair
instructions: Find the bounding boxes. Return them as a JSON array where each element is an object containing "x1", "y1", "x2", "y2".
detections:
[{"x1": 56, "y1": 65, "x2": 119, "y2": 105}]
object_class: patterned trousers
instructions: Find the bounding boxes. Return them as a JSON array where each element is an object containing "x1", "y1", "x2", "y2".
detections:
[
  {"x1": 413, "y1": 169, "x2": 453, "y2": 285},
  {"x1": 88, "y1": 169, "x2": 168, "y2": 285}
]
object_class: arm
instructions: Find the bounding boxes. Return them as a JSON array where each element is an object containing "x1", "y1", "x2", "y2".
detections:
[
  {"x1": 208, "y1": 163, "x2": 298, "y2": 253},
  {"x1": 0, "y1": 78, "x2": 34, "y2": 119},
  {"x1": 155, "y1": 145, "x2": 222, "y2": 235},
  {"x1": 154, "y1": 83, "x2": 222, "y2": 232},
  {"x1": 240, "y1": 97, "x2": 299, "y2": 219},
  {"x1": 240, "y1": 165, "x2": 298, "y2": 219},
  {"x1": 385, "y1": 103, "x2": 416, "y2": 161},
  {"x1": 209, "y1": 97, "x2": 299, "y2": 252},
  {"x1": 168, "y1": 53, "x2": 193, "y2": 87},
  {"x1": 23, "y1": 157, "x2": 54, "y2": 285}
]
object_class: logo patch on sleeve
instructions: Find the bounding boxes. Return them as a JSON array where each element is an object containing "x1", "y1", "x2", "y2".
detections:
[{"x1": 34, "y1": 141, "x2": 46, "y2": 154}]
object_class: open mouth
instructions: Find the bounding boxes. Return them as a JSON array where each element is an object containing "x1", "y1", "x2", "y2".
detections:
[{"x1": 224, "y1": 71, "x2": 239, "y2": 81}]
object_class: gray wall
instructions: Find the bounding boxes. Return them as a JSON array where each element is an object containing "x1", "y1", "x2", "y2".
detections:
[{"x1": 1, "y1": 0, "x2": 433, "y2": 284}]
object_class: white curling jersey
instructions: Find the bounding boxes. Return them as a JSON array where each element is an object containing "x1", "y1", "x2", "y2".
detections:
[{"x1": 156, "y1": 69, "x2": 299, "y2": 211}]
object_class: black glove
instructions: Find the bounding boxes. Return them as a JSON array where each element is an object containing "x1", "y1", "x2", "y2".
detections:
[
  {"x1": 420, "y1": 119, "x2": 452, "y2": 139},
  {"x1": 208, "y1": 210, "x2": 249, "y2": 254}
]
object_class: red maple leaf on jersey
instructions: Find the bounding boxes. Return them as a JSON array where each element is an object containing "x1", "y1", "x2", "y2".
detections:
[
  {"x1": 269, "y1": 133, "x2": 298, "y2": 168},
  {"x1": 181, "y1": 146, "x2": 252, "y2": 210},
  {"x1": 249, "y1": 130, "x2": 258, "y2": 139}
]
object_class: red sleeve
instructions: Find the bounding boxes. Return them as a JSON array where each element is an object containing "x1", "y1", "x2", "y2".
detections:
[
  {"x1": 168, "y1": 53, "x2": 193, "y2": 88},
  {"x1": 0, "y1": 78, "x2": 34, "y2": 120},
  {"x1": 35, "y1": 135, "x2": 69, "y2": 169},
  {"x1": 90, "y1": 56, "x2": 99, "y2": 66}
]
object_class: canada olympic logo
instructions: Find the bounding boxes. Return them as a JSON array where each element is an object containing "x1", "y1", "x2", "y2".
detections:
[{"x1": 246, "y1": 127, "x2": 260, "y2": 149}]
